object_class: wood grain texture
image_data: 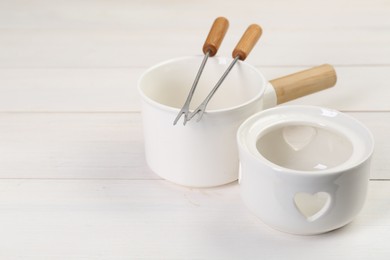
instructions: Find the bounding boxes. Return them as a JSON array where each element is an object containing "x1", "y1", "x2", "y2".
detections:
[
  {"x1": 0, "y1": 113, "x2": 157, "y2": 180},
  {"x1": 1, "y1": 28, "x2": 388, "y2": 68},
  {"x1": 0, "y1": 0, "x2": 389, "y2": 69},
  {"x1": 232, "y1": 24, "x2": 262, "y2": 60},
  {"x1": 0, "y1": 0, "x2": 389, "y2": 258},
  {"x1": 202, "y1": 17, "x2": 229, "y2": 56},
  {"x1": 0, "y1": 179, "x2": 389, "y2": 259},
  {"x1": 0, "y1": 112, "x2": 387, "y2": 180},
  {"x1": 0, "y1": 66, "x2": 388, "y2": 112},
  {"x1": 270, "y1": 64, "x2": 337, "y2": 104},
  {"x1": 0, "y1": 0, "x2": 388, "y2": 31}
]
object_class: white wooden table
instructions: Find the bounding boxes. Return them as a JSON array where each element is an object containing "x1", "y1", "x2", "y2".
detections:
[{"x1": 1, "y1": 0, "x2": 389, "y2": 259}]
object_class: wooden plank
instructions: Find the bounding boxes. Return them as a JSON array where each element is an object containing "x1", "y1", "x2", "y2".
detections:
[
  {"x1": 0, "y1": 0, "x2": 388, "y2": 30},
  {"x1": 0, "y1": 1, "x2": 389, "y2": 68},
  {"x1": 0, "y1": 28, "x2": 389, "y2": 68},
  {"x1": 0, "y1": 112, "x2": 158, "y2": 180},
  {"x1": 0, "y1": 112, "x2": 388, "y2": 180},
  {"x1": 0, "y1": 66, "x2": 388, "y2": 112},
  {"x1": 0, "y1": 68, "x2": 142, "y2": 112},
  {"x1": 0, "y1": 179, "x2": 389, "y2": 259}
]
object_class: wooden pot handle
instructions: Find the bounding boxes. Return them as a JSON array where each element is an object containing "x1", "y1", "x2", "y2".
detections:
[{"x1": 269, "y1": 64, "x2": 337, "y2": 104}]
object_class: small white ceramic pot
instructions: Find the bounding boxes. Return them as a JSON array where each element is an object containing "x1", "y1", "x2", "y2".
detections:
[
  {"x1": 138, "y1": 56, "x2": 336, "y2": 187},
  {"x1": 237, "y1": 105, "x2": 374, "y2": 235}
]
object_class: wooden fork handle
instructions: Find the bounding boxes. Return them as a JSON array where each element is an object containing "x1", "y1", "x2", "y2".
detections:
[
  {"x1": 232, "y1": 24, "x2": 262, "y2": 60},
  {"x1": 202, "y1": 17, "x2": 229, "y2": 57}
]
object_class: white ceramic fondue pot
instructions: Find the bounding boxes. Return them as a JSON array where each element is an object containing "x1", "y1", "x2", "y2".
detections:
[
  {"x1": 237, "y1": 105, "x2": 374, "y2": 235},
  {"x1": 138, "y1": 56, "x2": 336, "y2": 187}
]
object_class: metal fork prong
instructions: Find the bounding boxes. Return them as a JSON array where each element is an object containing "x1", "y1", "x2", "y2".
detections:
[
  {"x1": 185, "y1": 56, "x2": 240, "y2": 124},
  {"x1": 196, "y1": 109, "x2": 206, "y2": 122},
  {"x1": 183, "y1": 113, "x2": 189, "y2": 125},
  {"x1": 172, "y1": 52, "x2": 210, "y2": 126},
  {"x1": 186, "y1": 108, "x2": 201, "y2": 122},
  {"x1": 173, "y1": 112, "x2": 183, "y2": 125}
]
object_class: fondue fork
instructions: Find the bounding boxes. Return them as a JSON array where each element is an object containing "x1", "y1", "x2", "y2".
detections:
[
  {"x1": 173, "y1": 17, "x2": 229, "y2": 125},
  {"x1": 186, "y1": 24, "x2": 262, "y2": 123}
]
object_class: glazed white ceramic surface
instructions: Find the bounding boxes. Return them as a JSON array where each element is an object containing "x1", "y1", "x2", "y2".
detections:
[
  {"x1": 237, "y1": 105, "x2": 374, "y2": 235},
  {"x1": 138, "y1": 56, "x2": 276, "y2": 187}
]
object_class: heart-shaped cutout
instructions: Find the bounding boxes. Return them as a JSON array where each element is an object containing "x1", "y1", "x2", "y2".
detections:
[
  {"x1": 283, "y1": 125, "x2": 317, "y2": 151},
  {"x1": 294, "y1": 192, "x2": 331, "y2": 222}
]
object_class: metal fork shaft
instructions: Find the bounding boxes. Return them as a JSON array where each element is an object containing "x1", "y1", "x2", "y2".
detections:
[
  {"x1": 187, "y1": 56, "x2": 240, "y2": 122},
  {"x1": 173, "y1": 51, "x2": 210, "y2": 125}
]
